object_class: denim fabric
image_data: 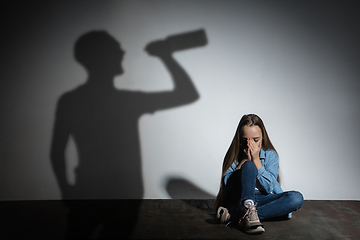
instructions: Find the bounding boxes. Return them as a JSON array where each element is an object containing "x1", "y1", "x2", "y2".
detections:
[
  {"x1": 255, "y1": 190, "x2": 303, "y2": 220},
  {"x1": 224, "y1": 160, "x2": 304, "y2": 220},
  {"x1": 224, "y1": 148, "x2": 282, "y2": 194},
  {"x1": 225, "y1": 160, "x2": 257, "y2": 209}
]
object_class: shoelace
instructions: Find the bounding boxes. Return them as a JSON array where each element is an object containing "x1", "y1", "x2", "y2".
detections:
[
  {"x1": 241, "y1": 206, "x2": 251, "y2": 220},
  {"x1": 241, "y1": 205, "x2": 259, "y2": 223},
  {"x1": 223, "y1": 205, "x2": 259, "y2": 227}
]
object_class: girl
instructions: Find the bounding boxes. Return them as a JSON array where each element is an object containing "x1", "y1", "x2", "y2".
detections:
[{"x1": 215, "y1": 114, "x2": 303, "y2": 234}]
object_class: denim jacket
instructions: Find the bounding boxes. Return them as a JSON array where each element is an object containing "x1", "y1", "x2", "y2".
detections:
[{"x1": 223, "y1": 148, "x2": 283, "y2": 195}]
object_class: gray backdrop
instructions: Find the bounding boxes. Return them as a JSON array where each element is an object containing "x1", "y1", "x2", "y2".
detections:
[{"x1": 1, "y1": 0, "x2": 360, "y2": 200}]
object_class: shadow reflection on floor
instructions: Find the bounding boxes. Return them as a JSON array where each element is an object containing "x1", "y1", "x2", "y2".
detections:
[{"x1": 166, "y1": 177, "x2": 216, "y2": 223}]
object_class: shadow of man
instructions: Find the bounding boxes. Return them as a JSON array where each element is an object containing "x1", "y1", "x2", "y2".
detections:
[{"x1": 50, "y1": 30, "x2": 204, "y2": 238}]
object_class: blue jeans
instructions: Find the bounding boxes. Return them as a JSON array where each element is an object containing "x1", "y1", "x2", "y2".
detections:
[{"x1": 225, "y1": 160, "x2": 303, "y2": 220}]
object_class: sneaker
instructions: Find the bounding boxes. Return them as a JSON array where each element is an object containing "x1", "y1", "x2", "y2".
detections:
[
  {"x1": 216, "y1": 206, "x2": 231, "y2": 224},
  {"x1": 240, "y1": 205, "x2": 265, "y2": 234}
]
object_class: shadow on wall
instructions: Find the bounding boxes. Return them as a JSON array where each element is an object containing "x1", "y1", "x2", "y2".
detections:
[
  {"x1": 166, "y1": 177, "x2": 215, "y2": 199},
  {"x1": 50, "y1": 29, "x2": 207, "y2": 238},
  {"x1": 166, "y1": 177, "x2": 216, "y2": 220}
]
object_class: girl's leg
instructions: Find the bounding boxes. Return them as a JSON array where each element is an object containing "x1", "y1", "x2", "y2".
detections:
[
  {"x1": 225, "y1": 160, "x2": 257, "y2": 210},
  {"x1": 225, "y1": 161, "x2": 265, "y2": 233},
  {"x1": 255, "y1": 191, "x2": 304, "y2": 220}
]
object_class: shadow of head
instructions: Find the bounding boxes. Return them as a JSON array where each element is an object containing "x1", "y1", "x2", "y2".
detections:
[{"x1": 74, "y1": 30, "x2": 125, "y2": 76}]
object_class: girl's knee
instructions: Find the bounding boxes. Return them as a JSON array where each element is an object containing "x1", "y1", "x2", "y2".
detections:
[
  {"x1": 241, "y1": 160, "x2": 257, "y2": 170},
  {"x1": 287, "y1": 191, "x2": 304, "y2": 209}
]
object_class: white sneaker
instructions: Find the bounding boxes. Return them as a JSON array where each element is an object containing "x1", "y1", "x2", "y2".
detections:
[
  {"x1": 216, "y1": 206, "x2": 231, "y2": 224},
  {"x1": 240, "y1": 205, "x2": 265, "y2": 234}
]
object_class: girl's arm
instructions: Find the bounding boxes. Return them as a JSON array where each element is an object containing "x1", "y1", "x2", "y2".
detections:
[
  {"x1": 256, "y1": 150, "x2": 279, "y2": 194},
  {"x1": 223, "y1": 160, "x2": 238, "y2": 185}
]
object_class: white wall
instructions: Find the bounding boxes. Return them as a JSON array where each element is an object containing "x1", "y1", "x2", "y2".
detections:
[{"x1": 1, "y1": 0, "x2": 360, "y2": 200}]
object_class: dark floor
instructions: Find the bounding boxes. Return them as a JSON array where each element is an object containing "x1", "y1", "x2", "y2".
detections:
[{"x1": 1, "y1": 199, "x2": 359, "y2": 239}]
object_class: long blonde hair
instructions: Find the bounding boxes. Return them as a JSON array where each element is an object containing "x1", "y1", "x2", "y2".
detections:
[{"x1": 214, "y1": 114, "x2": 278, "y2": 210}]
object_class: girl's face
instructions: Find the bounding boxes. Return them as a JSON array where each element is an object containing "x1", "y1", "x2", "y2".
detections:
[{"x1": 240, "y1": 125, "x2": 263, "y2": 149}]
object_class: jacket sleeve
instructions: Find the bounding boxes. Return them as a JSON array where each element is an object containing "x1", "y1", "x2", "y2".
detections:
[
  {"x1": 256, "y1": 150, "x2": 279, "y2": 194},
  {"x1": 223, "y1": 160, "x2": 238, "y2": 186}
]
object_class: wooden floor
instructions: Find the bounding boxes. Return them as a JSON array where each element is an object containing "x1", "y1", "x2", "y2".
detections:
[{"x1": 1, "y1": 199, "x2": 359, "y2": 239}]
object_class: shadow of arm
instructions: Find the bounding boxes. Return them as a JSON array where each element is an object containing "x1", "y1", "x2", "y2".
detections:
[{"x1": 144, "y1": 39, "x2": 201, "y2": 111}]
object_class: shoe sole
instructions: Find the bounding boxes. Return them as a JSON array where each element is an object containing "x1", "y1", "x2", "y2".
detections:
[{"x1": 246, "y1": 226, "x2": 265, "y2": 234}]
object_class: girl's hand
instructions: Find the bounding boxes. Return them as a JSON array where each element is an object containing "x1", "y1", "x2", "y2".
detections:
[
  {"x1": 243, "y1": 139, "x2": 251, "y2": 160},
  {"x1": 240, "y1": 138, "x2": 262, "y2": 170},
  {"x1": 244, "y1": 147, "x2": 251, "y2": 161},
  {"x1": 247, "y1": 138, "x2": 261, "y2": 161},
  {"x1": 237, "y1": 159, "x2": 248, "y2": 170}
]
